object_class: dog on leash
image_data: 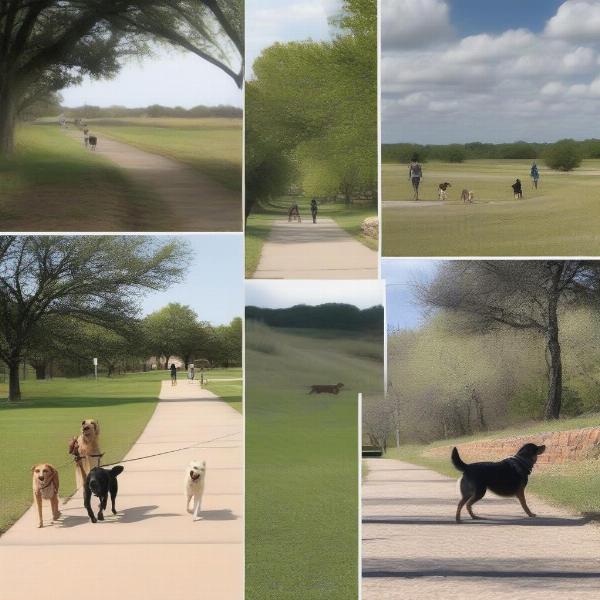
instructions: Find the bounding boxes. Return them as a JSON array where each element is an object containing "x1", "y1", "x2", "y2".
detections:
[
  {"x1": 31, "y1": 463, "x2": 61, "y2": 528},
  {"x1": 69, "y1": 419, "x2": 102, "y2": 486},
  {"x1": 308, "y1": 383, "x2": 345, "y2": 395},
  {"x1": 84, "y1": 466, "x2": 124, "y2": 523},
  {"x1": 185, "y1": 460, "x2": 207, "y2": 521},
  {"x1": 451, "y1": 443, "x2": 546, "y2": 522},
  {"x1": 438, "y1": 182, "x2": 451, "y2": 201},
  {"x1": 88, "y1": 135, "x2": 97, "y2": 151},
  {"x1": 461, "y1": 189, "x2": 474, "y2": 203}
]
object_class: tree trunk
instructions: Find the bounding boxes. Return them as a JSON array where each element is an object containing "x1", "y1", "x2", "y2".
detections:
[
  {"x1": 0, "y1": 85, "x2": 17, "y2": 158},
  {"x1": 8, "y1": 361, "x2": 21, "y2": 401},
  {"x1": 34, "y1": 364, "x2": 46, "y2": 380},
  {"x1": 544, "y1": 291, "x2": 562, "y2": 420}
]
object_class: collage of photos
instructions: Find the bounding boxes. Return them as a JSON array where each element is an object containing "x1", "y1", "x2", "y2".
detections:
[{"x1": 0, "y1": 1, "x2": 600, "y2": 600}]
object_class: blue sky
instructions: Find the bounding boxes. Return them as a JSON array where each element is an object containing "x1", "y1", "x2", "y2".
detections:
[
  {"x1": 382, "y1": 260, "x2": 438, "y2": 331},
  {"x1": 139, "y1": 235, "x2": 243, "y2": 325}
]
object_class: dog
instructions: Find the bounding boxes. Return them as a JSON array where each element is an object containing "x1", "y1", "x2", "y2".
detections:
[
  {"x1": 69, "y1": 419, "x2": 102, "y2": 487},
  {"x1": 452, "y1": 443, "x2": 546, "y2": 522},
  {"x1": 84, "y1": 466, "x2": 124, "y2": 523},
  {"x1": 88, "y1": 135, "x2": 97, "y2": 151},
  {"x1": 309, "y1": 383, "x2": 345, "y2": 395},
  {"x1": 185, "y1": 460, "x2": 207, "y2": 521},
  {"x1": 31, "y1": 463, "x2": 61, "y2": 528},
  {"x1": 461, "y1": 189, "x2": 474, "y2": 203},
  {"x1": 438, "y1": 182, "x2": 451, "y2": 201}
]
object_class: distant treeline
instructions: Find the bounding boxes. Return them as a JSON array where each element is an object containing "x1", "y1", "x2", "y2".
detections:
[
  {"x1": 382, "y1": 139, "x2": 600, "y2": 163},
  {"x1": 246, "y1": 303, "x2": 384, "y2": 331},
  {"x1": 60, "y1": 104, "x2": 242, "y2": 119}
]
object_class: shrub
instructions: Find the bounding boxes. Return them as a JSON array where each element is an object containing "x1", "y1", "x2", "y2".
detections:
[
  {"x1": 444, "y1": 144, "x2": 466, "y2": 163},
  {"x1": 544, "y1": 139, "x2": 582, "y2": 171}
]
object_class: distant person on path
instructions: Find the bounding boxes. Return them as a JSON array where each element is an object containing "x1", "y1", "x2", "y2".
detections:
[
  {"x1": 530, "y1": 162, "x2": 540, "y2": 189},
  {"x1": 170, "y1": 363, "x2": 177, "y2": 386},
  {"x1": 408, "y1": 157, "x2": 423, "y2": 200},
  {"x1": 288, "y1": 200, "x2": 301, "y2": 222},
  {"x1": 512, "y1": 178, "x2": 523, "y2": 199},
  {"x1": 83, "y1": 126, "x2": 90, "y2": 148},
  {"x1": 310, "y1": 198, "x2": 318, "y2": 223},
  {"x1": 188, "y1": 363, "x2": 195, "y2": 382},
  {"x1": 200, "y1": 368, "x2": 205, "y2": 387}
]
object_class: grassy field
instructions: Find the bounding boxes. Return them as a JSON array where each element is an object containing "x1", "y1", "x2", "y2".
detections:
[
  {"x1": 203, "y1": 367, "x2": 243, "y2": 414},
  {"x1": 0, "y1": 125, "x2": 167, "y2": 231},
  {"x1": 245, "y1": 196, "x2": 378, "y2": 278},
  {"x1": 386, "y1": 414, "x2": 600, "y2": 516},
  {"x1": 245, "y1": 322, "x2": 383, "y2": 599},
  {"x1": 382, "y1": 159, "x2": 600, "y2": 256},
  {"x1": 0, "y1": 371, "x2": 167, "y2": 534},
  {"x1": 87, "y1": 117, "x2": 242, "y2": 191}
]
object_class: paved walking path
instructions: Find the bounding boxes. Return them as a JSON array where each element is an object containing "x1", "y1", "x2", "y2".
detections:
[
  {"x1": 66, "y1": 130, "x2": 241, "y2": 231},
  {"x1": 0, "y1": 381, "x2": 242, "y2": 600},
  {"x1": 362, "y1": 458, "x2": 600, "y2": 600},
  {"x1": 254, "y1": 218, "x2": 378, "y2": 279}
]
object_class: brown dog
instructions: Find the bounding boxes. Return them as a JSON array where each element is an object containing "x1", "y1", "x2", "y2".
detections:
[
  {"x1": 32, "y1": 463, "x2": 61, "y2": 528},
  {"x1": 461, "y1": 189, "x2": 474, "y2": 203},
  {"x1": 69, "y1": 419, "x2": 102, "y2": 486},
  {"x1": 308, "y1": 383, "x2": 345, "y2": 395}
]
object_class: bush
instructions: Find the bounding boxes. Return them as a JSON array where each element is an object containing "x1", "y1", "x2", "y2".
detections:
[
  {"x1": 544, "y1": 139, "x2": 583, "y2": 171},
  {"x1": 444, "y1": 144, "x2": 466, "y2": 163}
]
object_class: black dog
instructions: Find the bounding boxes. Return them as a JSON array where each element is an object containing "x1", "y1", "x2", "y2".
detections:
[
  {"x1": 84, "y1": 465, "x2": 124, "y2": 523},
  {"x1": 451, "y1": 443, "x2": 545, "y2": 522}
]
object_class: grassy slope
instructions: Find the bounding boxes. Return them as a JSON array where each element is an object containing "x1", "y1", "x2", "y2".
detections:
[
  {"x1": 245, "y1": 196, "x2": 378, "y2": 277},
  {"x1": 382, "y1": 159, "x2": 600, "y2": 256},
  {"x1": 203, "y1": 367, "x2": 243, "y2": 414},
  {"x1": 245, "y1": 324, "x2": 384, "y2": 599},
  {"x1": 0, "y1": 371, "x2": 169, "y2": 534},
  {"x1": 386, "y1": 414, "x2": 600, "y2": 515},
  {"x1": 88, "y1": 117, "x2": 242, "y2": 191},
  {"x1": 0, "y1": 125, "x2": 167, "y2": 231}
]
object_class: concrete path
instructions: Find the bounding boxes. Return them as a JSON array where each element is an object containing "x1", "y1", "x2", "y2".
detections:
[
  {"x1": 0, "y1": 381, "x2": 242, "y2": 600},
  {"x1": 253, "y1": 218, "x2": 378, "y2": 279},
  {"x1": 362, "y1": 458, "x2": 600, "y2": 600},
  {"x1": 66, "y1": 130, "x2": 241, "y2": 231}
]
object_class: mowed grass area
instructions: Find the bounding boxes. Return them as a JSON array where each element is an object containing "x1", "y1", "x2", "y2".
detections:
[
  {"x1": 0, "y1": 125, "x2": 168, "y2": 231},
  {"x1": 87, "y1": 117, "x2": 242, "y2": 191},
  {"x1": 245, "y1": 323, "x2": 384, "y2": 599},
  {"x1": 386, "y1": 413, "x2": 600, "y2": 516},
  {"x1": 0, "y1": 371, "x2": 168, "y2": 535},
  {"x1": 245, "y1": 196, "x2": 378, "y2": 277},
  {"x1": 203, "y1": 367, "x2": 242, "y2": 414},
  {"x1": 382, "y1": 159, "x2": 600, "y2": 256}
]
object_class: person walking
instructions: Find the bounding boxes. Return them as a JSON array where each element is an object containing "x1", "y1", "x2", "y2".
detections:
[
  {"x1": 170, "y1": 363, "x2": 177, "y2": 386},
  {"x1": 83, "y1": 126, "x2": 90, "y2": 148},
  {"x1": 408, "y1": 157, "x2": 423, "y2": 201},
  {"x1": 530, "y1": 162, "x2": 540, "y2": 189},
  {"x1": 188, "y1": 363, "x2": 195, "y2": 383},
  {"x1": 310, "y1": 198, "x2": 318, "y2": 223}
]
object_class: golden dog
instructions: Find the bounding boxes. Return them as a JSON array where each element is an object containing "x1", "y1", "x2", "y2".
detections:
[
  {"x1": 32, "y1": 463, "x2": 60, "y2": 528},
  {"x1": 69, "y1": 419, "x2": 102, "y2": 486}
]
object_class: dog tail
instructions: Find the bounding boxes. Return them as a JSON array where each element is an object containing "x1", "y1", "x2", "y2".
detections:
[
  {"x1": 111, "y1": 466, "x2": 124, "y2": 477},
  {"x1": 451, "y1": 447, "x2": 467, "y2": 472}
]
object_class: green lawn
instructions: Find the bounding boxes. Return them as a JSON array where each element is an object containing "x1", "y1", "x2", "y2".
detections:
[
  {"x1": 386, "y1": 414, "x2": 600, "y2": 516},
  {"x1": 245, "y1": 322, "x2": 384, "y2": 599},
  {"x1": 383, "y1": 159, "x2": 600, "y2": 256},
  {"x1": 88, "y1": 117, "x2": 242, "y2": 191},
  {"x1": 0, "y1": 371, "x2": 169, "y2": 534},
  {"x1": 203, "y1": 367, "x2": 243, "y2": 414},
  {"x1": 245, "y1": 196, "x2": 378, "y2": 278},
  {"x1": 0, "y1": 124, "x2": 167, "y2": 231}
]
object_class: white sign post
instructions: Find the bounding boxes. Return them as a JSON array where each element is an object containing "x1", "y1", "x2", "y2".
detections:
[{"x1": 93, "y1": 357, "x2": 98, "y2": 380}]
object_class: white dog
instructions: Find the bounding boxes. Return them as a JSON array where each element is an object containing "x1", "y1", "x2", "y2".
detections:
[{"x1": 185, "y1": 460, "x2": 206, "y2": 521}]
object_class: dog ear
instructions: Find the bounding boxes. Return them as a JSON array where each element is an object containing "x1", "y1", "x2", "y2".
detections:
[
  {"x1": 31, "y1": 465, "x2": 37, "y2": 473},
  {"x1": 93, "y1": 421, "x2": 100, "y2": 434},
  {"x1": 81, "y1": 420, "x2": 86, "y2": 426}
]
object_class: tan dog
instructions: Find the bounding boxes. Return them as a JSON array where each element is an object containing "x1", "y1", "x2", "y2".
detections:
[
  {"x1": 69, "y1": 419, "x2": 102, "y2": 486},
  {"x1": 32, "y1": 463, "x2": 61, "y2": 528},
  {"x1": 461, "y1": 189, "x2": 474, "y2": 204},
  {"x1": 308, "y1": 383, "x2": 345, "y2": 395}
]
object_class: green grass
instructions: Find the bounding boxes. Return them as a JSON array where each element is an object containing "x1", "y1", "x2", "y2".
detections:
[
  {"x1": 383, "y1": 159, "x2": 600, "y2": 256},
  {"x1": 386, "y1": 413, "x2": 600, "y2": 516},
  {"x1": 88, "y1": 117, "x2": 242, "y2": 191},
  {"x1": 245, "y1": 196, "x2": 377, "y2": 277},
  {"x1": 0, "y1": 124, "x2": 167, "y2": 231},
  {"x1": 245, "y1": 322, "x2": 383, "y2": 599},
  {"x1": 203, "y1": 367, "x2": 242, "y2": 414},
  {"x1": 0, "y1": 371, "x2": 169, "y2": 534}
]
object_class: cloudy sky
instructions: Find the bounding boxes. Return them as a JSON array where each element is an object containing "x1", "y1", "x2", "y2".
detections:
[
  {"x1": 246, "y1": 0, "x2": 340, "y2": 73},
  {"x1": 140, "y1": 235, "x2": 243, "y2": 325},
  {"x1": 383, "y1": 0, "x2": 600, "y2": 143},
  {"x1": 245, "y1": 280, "x2": 384, "y2": 309}
]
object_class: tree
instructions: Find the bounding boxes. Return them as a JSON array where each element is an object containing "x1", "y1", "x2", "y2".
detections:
[
  {"x1": 0, "y1": 1, "x2": 243, "y2": 156},
  {"x1": 210, "y1": 317, "x2": 241, "y2": 366},
  {"x1": 544, "y1": 139, "x2": 582, "y2": 171},
  {"x1": 419, "y1": 261, "x2": 600, "y2": 420},
  {"x1": 0, "y1": 236, "x2": 187, "y2": 401}
]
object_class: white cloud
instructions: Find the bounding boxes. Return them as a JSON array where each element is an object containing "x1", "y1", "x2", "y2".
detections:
[
  {"x1": 546, "y1": 0, "x2": 600, "y2": 41},
  {"x1": 382, "y1": 0, "x2": 453, "y2": 49}
]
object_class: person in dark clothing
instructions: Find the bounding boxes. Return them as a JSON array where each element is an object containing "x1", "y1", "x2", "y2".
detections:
[
  {"x1": 512, "y1": 178, "x2": 523, "y2": 199},
  {"x1": 310, "y1": 198, "x2": 318, "y2": 223},
  {"x1": 408, "y1": 157, "x2": 423, "y2": 200},
  {"x1": 530, "y1": 162, "x2": 540, "y2": 189},
  {"x1": 170, "y1": 363, "x2": 177, "y2": 386}
]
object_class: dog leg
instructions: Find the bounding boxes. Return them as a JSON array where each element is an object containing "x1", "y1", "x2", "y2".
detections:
[
  {"x1": 516, "y1": 488, "x2": 536, "y2": 518},
  {"x1": 455, "y1": 496, "x2": 468, "y2": 522},
  {"x1": 466, "y1": 487, "x2": 486, "y2": 520},
  {"x1": 34, "y1": 492, "x2": 43, "y2": 528},
  {"x1": 187, "y1": 494, "x2": 193, "y2": 514},
  {"x1": 51, "y1": 494, "x2": 61, "y2": 521},
  {"x1": 193, "y1": 494, "x2": 203, "y2": 521},
  {"x1": 84, "y1": 487, "x2": 97, "y2": 523}
]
